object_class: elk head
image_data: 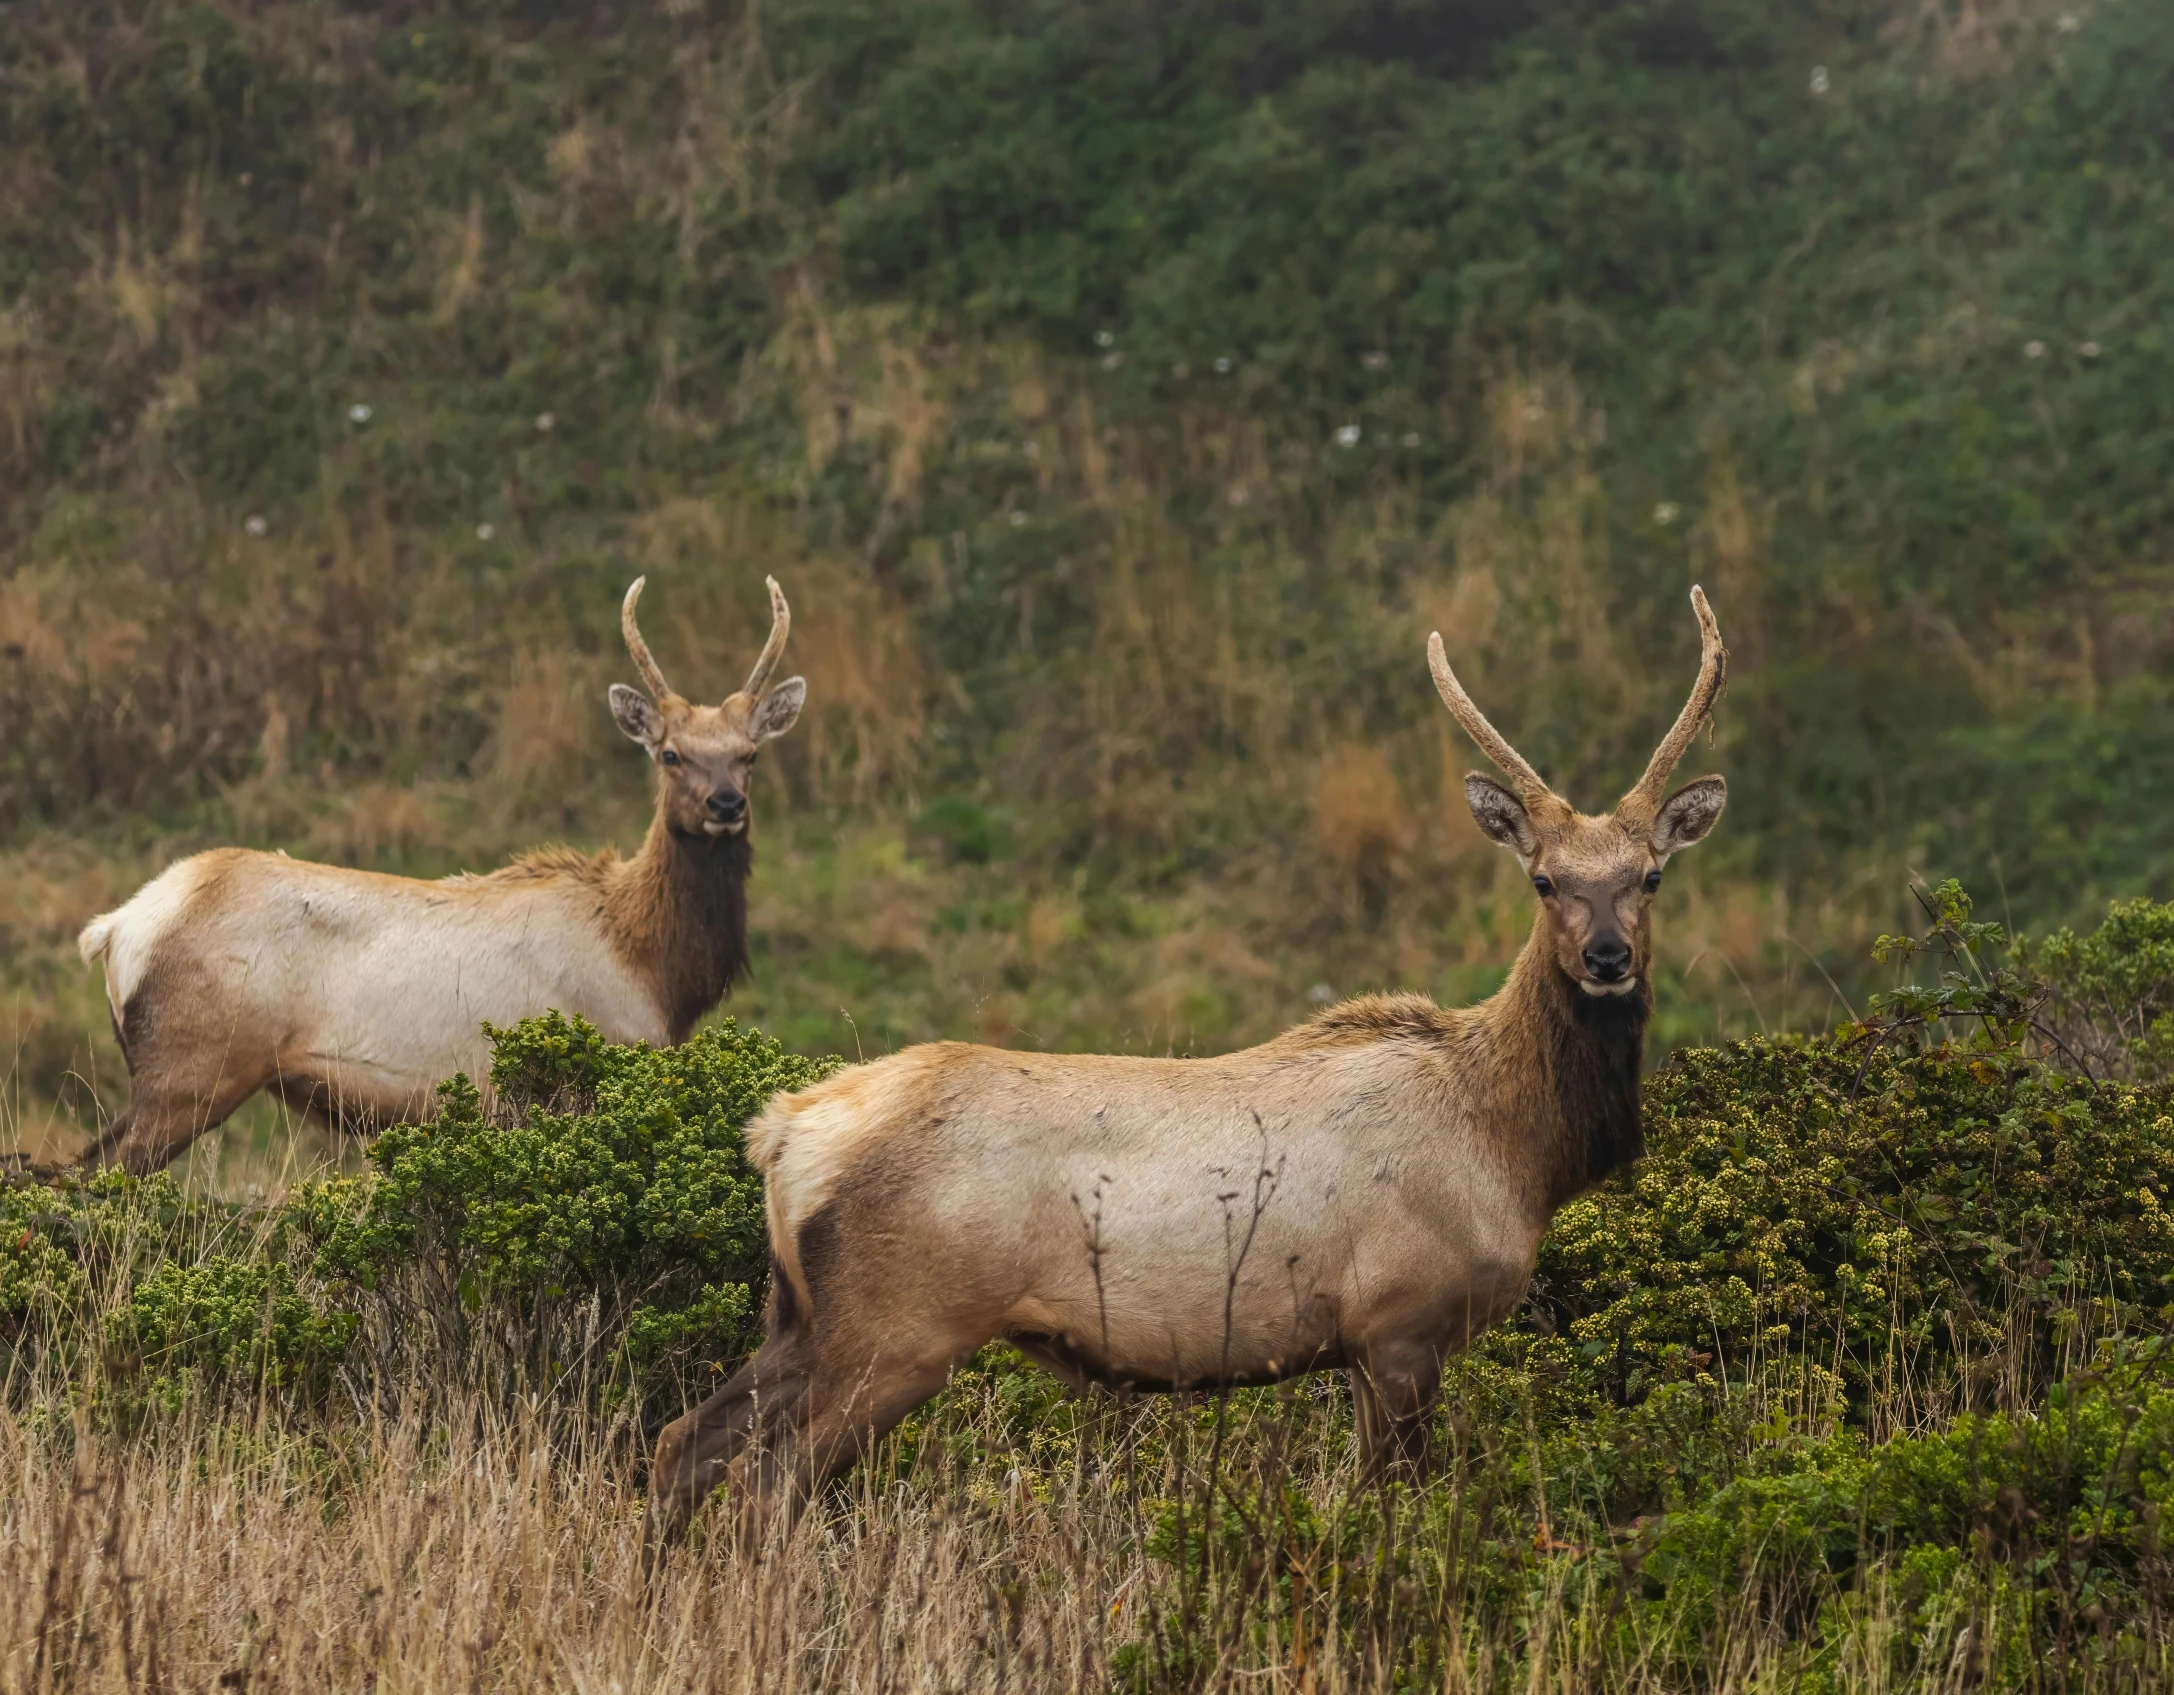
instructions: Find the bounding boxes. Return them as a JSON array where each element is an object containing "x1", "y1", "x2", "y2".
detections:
[
  {"x1": 609, "y1": 576, "x2": 806, "y2": 838},
  {"x1": 1429, "y1": 587, "x2": 1728, "y2": 998}
]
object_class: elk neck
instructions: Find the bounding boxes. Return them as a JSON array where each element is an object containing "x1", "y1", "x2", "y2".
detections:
[
  {"x1": 607, "y1": 807, "x2": 752, "y2": 1041},
  {"x1": 1474, "y1": 910, "x2": 1649, "y2": 1216}
]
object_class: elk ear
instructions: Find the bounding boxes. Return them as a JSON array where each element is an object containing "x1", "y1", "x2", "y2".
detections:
[
  {"x1": 1464, "y1": 774, "x2": 1538, "y2": 858},
  {"x1": 750, "y1": 676, "x2": 806, "y2": 742},
  {"x1": 609, "y1": 684, "x2": 665, "y2": 752},
  {"x1": 1651, "y1": 776, "x2": 1727, "y2": 858}
]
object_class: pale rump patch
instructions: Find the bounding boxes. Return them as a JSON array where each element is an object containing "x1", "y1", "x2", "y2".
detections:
[
  {"x1": 78, "y1": 854, "x2": 213, "y2": 1034},
  {"x1": 752, "y1": 1048, "x2": 952, "y2": 1314}
]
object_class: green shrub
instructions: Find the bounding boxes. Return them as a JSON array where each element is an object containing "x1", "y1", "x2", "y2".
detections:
[
  {"x1": 2, "y1": 1168, "x2": 360, "y2": 1410},
  {"x1": 0, "y1": 1183, "x2": 90, "y2": 1333},
  {"x1": 1506, "y1": 886, "x2": 2174, "y2": 1420},
  {"x1": 1631, "y1": 1355, "x2": 2174, "y2": 1678},
  {"x1": 2036, "y1": 897, "x2": 2174, "y2": 1083},
  {"x1": 301, "y1": 1011, "x2": 839, "y2": 1409},
  {"x1": 1519, "y1": 1041, "x2": 2174, "y2": 1416},
  {"x1": 105, "y1": 1257, "x2": 356, "y2": 1405}
]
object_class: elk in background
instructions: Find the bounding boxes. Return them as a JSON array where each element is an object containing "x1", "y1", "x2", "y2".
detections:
[
  {"x1": 647, "y1": 589, "x2": 1729, "y2": 1552},
  {"x1": 74, "y1": 576, "x2": 805, "y2": 1175}
]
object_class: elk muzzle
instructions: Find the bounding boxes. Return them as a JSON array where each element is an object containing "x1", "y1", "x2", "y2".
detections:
[
  {"x1": 1580, "y1": 934, "x2": 1636, "y2": 994},
  {"x1": 705, "y1": 787, "x2": 748, "y2": 834}
]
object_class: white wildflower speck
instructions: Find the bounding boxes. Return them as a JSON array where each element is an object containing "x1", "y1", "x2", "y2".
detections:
[
  {"x1": 347, "y1": 402, "x2": 372, "y2": 424},
  {"x1": 2055, "y1": 11, "x2": 2080, "y2": 32},
  {"x1": 1361, "y1": 350, "x2": 1388, "y2": 371},
  {"x1": 1523, "y1": 395, "x2": 1546, "y2": 422},
  {"x1": 1653, "y1": 501, "x2": 1682, "y2": 526},
  {"x1": 2024, "y1": 340, "x2": 2046, "y2": 359},
  {"x1": 1094, "y1": 330, "x2": 1115, "y2": 349},
  {"x1": 1308, "y1": 981, "x2": 1336, "y2": 1005},
  {"x1": 1101, "y1": 351, "x2": 1123, "y2": 370},
  {"x1": 1809, "y1": 65, "x2": 1829, "y2": 95},
  {"x1": 2079, "y1": 341, "x2": 2102, "y2": 359},
  {"x1": 1023, "y1": 440, "x2": 1040, "y2": 460},
  {"x1": 535, "y1": 412, "x2": 556, "y2": 432},
  {"x1": 1335, "y1": 423, "x2": 1362, "y2": 447},
  {"x1": 1008, "y1": 510, "x2": 1027, "y2": 528},
  {"x1": 1402, "y1": 432, "x2": 1421, "y2": 448},
  {"x1": 243, "y1": 514, "x2": 267, "y2": 537},
  {"x1": 1228, "y1": 486, "x2": 1249, "y2": 507},
  {"x1": 1213, "y1": 356, "x2": 1233, "y2": 375},
  {"x1": 475, "y1": 522, "x2": 495, "y2": 541}
]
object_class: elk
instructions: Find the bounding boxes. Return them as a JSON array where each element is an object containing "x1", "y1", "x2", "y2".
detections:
[
  {"x1": 73, "y1": 576, "x2": 805, "y2": 1175},
  {"x1": 646, "y1": 587, "x2": 1728, "y2": 1550}
]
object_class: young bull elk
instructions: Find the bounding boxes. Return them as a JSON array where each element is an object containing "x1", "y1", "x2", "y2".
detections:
[
  {"x1": 647, "y1": 587, "x2": 1728, "y2": 1549},
  {"x1": 74, "y1": 576, "x2": 805, "y2": 1174}
]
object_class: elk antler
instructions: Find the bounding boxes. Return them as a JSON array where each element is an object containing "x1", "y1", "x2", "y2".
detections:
[
  {"x1": 741, "y1": 575, "x2": 791, "y2": 699},
  {"x1": 1617, "y1": 585, "x2": 1727, "y2": 822},
  {"x1": 621, "y1": 577, "x2": 676, "y2": 703},
  {"x1": 1428, "y1": 631, "x2": 1568, "y2": 819}
]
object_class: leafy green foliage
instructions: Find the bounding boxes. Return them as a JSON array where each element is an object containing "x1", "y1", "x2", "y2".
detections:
[
  {"x1": 1521, "y1": 1041, "x2": 2174, "y2": 1414},
  {"x1": 302, "y1": 1011, "x2": 838, "y2": 1402},
  {"x1": 1850, "y1": 879, "x2": 2058, "y2": 1060},
  {"x1": 2036, "y1": 897, "x2": 2174, "y2": 1083},
  {"x1": 105, "y1": 1257, "x2": 356, "y2": 1404},
  {"x1": 2, "y1": 1167, "x2": 358, "y2": 1405}
]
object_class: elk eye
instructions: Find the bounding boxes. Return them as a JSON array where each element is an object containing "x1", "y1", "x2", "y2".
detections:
[
  {"x1": 1532, "y1": 875, "x2": 1555, "y2": 898},
  {"x1": 1644, "y1": 869, "x2": 1663, "y2": 894},
  {"x1": 659, "y1": 749, "x2": 681, "y2": 767}
]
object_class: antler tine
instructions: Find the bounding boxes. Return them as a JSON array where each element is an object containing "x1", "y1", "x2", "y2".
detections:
[
  {"x1": 741, "y1": 575, "x2": 791, "y2": 699},
  {"x1": 621, "y1": 577, "x2": 676, "y2": 703},
  {"x1": 1428, "y1": 631, "x2": 1562, "y2": 813},
  {"x1": 1619, "y1": 585, "x2": 1728, "y2": 819}
]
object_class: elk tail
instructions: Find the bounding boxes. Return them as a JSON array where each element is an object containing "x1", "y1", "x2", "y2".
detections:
[{"x1": 78, "y1": 910, "x2": 120, "y2": 968}]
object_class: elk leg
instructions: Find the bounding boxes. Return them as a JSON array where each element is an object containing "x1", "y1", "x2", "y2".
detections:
[
  {"x1": 646, "y1": 1327, "x2": 954, "y2": 1560},
  {"x1": 1349, "y1": 1353, "x2": 1439, "y2": 1482},
  {"x1": 737, "y1": 1353, "x2": 954, "y2": 1530},
  {"x1": 84, "y1": 1065, "x2": 267, "y2": 1176},
  {"x1": 646, "y1": 1332, "x2": 816, "y2": 1555}
]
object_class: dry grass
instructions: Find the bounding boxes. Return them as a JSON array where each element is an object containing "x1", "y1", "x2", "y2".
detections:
[
  {"x1": 0, "y1": 1390, "x2": 1133, "y2": 1694},
  {"x1": 0, "y1": 1338, "x2": 2126, "y2": 1694}
]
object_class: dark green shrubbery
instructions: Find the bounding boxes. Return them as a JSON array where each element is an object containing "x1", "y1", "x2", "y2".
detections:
[
  {"x1": 104, "y1": 1257, "x2": 356, "y2": 1408},
  {"x1": 1523, "y1": 1042, "x2": 2174, "y2": 1415},
  {"x1": 1118, "y1": 1357, "x2": 2174, "y2": 1691},
  {"x1": 2037, "y1": 898, "x2": 2174, "y2": 1084},
  {"x1": 297, "y1": 1011, "x2": 837, "y2": 1413},
  {"x1": 1, "y1": 1167, "x2": 358, "y2": 1408},
  {"x1": 1508, "y1": 887, "x2": 2174, "y2": 1420},
  {"x1": 5, "y1": 1012, "x2": 833, "y2": 1417}
]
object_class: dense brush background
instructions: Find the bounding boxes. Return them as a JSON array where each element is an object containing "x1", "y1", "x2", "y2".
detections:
[{"x1": 5, "y1": 0, "x2": 2173, "y2": 1156}]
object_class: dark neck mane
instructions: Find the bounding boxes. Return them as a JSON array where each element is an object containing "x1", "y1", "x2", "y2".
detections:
[
  {"x1": 1482, "y1": 915, "x2": 1648, "y2": 1213},
  {"x1": 609, "y1": 811, "x2": 752, "y2": 1042}
]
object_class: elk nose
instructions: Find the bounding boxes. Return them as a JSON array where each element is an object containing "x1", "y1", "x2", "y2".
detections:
[
  {"x1": 707, "y1": 788, "x2": 747, "y2": 824},
  {"x1": 1583, "y1": 937, "x2": 1632, "y2": 982}
]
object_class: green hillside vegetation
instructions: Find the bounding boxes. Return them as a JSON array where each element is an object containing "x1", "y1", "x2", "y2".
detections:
[{"x1": 3, "y1": 0, "x2": 2171, "y2": 1158}]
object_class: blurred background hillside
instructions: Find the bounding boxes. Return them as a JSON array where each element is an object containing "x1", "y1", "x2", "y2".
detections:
[{"x1": 3, "y1": 0, "x2": 2170, "y2": 1161}]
